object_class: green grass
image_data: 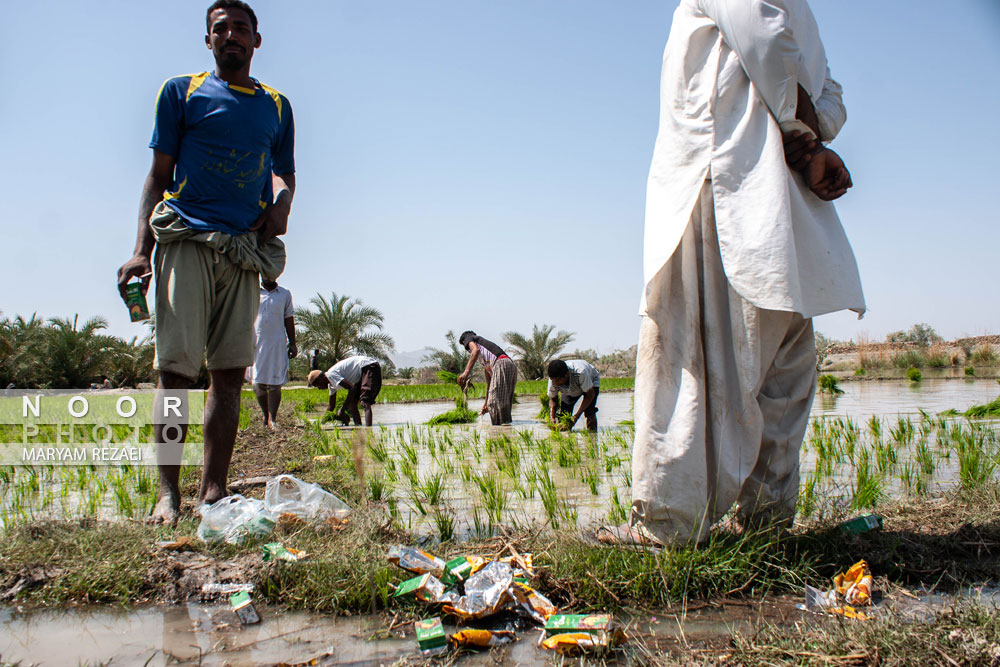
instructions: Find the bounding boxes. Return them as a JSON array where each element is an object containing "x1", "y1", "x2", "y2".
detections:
[
  {"x1": 965, "y1": 395, "x2": 1000, "y2": 418},
  {"x1": 817, "y1": 373, "x2": 844, "y2": 394},
  {"x1": 276, "y1": 376, "x2": 635, "y2": 407}
]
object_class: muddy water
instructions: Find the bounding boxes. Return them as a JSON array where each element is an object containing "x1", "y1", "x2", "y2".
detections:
[
  {"x1": 322, "y1": 379, "x2": 999, "y2": 429},
  {"x1": 0, "y1": 599, "x2": 790, "y2": 666}
]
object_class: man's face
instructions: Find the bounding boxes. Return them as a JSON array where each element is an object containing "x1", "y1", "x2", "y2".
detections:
[
  {"x1": 206, "y1": 8, "x2": 260, "y2": 70},
  {"x1": 261, "y1": 279, "x2": 278, "y2": 291},
  {"x1": 550, "y1": 374, "x2": 569, "y2": 387}
]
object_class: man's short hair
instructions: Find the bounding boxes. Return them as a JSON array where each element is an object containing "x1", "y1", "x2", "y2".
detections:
[
  {"x1": 206, "y1": 0, "x2": 259, "y2": 34},
  {"x1": 307, "y1": 370, "x2": 323, "y2": 387},
  {"x1": 547, "y1": 359, "x2": 568, "y2": 379},
  {"x1": 458, "y1": 331, "x2": 476, "y2": 348}
]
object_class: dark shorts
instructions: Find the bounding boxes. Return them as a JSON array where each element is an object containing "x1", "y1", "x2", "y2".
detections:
[
  {"x1": 558, "y1": 387, "x2": 600, "y2": 417},
  {"x1": 357, "y1": 363, "x2": 382, "y2": 406}
]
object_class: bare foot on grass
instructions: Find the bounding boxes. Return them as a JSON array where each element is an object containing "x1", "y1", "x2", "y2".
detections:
[{"x1": 147, "y1": 491, "x2": 180, "y2": 525}]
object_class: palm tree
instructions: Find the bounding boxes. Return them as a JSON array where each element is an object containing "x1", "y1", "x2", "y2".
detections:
[
  {"x1": 107, "y1": 335, "x2": 155, "y2": 388},
  {"x1": 295, "y1": 292, "x2": 395, "y2": 366},
  {"x1": 44, "y1": 315, "x2": 115, "y2": 388},
  {"x1": 502, "y1": 324, "x2": 575, "y2": 380},
  {"x1": 422, "y1": 330, "x2": 470, "y2": 377},
  {"x1": 0, "y1": 313, "x2": 48, "y2": 388}
]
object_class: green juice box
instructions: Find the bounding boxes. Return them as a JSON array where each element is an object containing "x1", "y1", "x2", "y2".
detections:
[
  {"x1": 125, "y1": 281, "x2": 150, "y2": 322},
  {"x1": 414, "y1": 617, "x2": 447, "y2": 656}
]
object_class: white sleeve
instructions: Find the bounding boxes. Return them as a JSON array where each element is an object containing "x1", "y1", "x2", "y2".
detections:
[
  {"x1": 699, "y1": 0, "x2": 805, "y2": 130},
  {"x1": 578, "y1": 372, "x2": 593, "y2": 393},
  {"x1": 283, "y1": 290, "x2": 294, "y2": 318},
  {"x1": 547, "y1": 380, "x2": 557, "y2": 398},
  {"x1": 814, "y1": 67, "x2": 846, "y2": 141}
]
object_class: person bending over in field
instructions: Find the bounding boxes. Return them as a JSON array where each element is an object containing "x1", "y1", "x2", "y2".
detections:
[
  {"x1": 307, "y1": 355, "x2": 382, "y2": 427},
  {"x1": 546, "y1": 359, "x2": 600, "y2": 432},
  {"x1": 456, "y1": 331, "x2": 517, "y2": 425}
]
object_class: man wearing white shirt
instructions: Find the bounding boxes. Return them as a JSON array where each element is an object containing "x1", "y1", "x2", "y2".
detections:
[
  {"x1": 546, "y1": 359, "x2": 601, "y2": 432},
  {"x1": 307, "y1": 355, "x2": 383, "y2": 426},
  {"x1": 601, "y1": 0, "x2": 865, "y2": 546},
  {"x1": 250, "y1": 279, "x2": 296, "y2": 429}
]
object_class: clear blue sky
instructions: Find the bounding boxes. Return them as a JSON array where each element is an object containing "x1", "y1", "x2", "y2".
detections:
[{"x1": 1, "y1": 1, "x2": 998, "y2": 355}]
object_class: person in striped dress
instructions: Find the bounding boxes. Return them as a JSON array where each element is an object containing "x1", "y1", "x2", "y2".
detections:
[{"x1": 456, "y1": 331, "x2": 517, "y2": 425}]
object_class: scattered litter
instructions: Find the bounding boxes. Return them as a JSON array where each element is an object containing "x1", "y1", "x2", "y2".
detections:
[
  {"x1": 387, "y1": 546, "x2": 446, "y2": 578},
  {"x1": 511, "y1": 581, "x2": 558, "y2": 623},
  {"x1": 385, "y1": 546, "x2": 626, "y2": 654},
  {"x1": 202, "y1": 582, "x2": 255, "y2": 595},
  {"x1": 799, "y1": 559, "x2": 876, "y2": 620},
  {"x1": 155, "y1": 536, "x2": 198, "y2": 551},
  {"x1": 449, "y1": 628, "x2": 516, "y2": 649},
  {"x1": 393, "y1": 573, "x2": 446, "y2": 603},
  {"x1": 264, "y1": 474, "x2": 351, "y2": 522},
  {"x1": 230, "y1": 590, "x2": 261, "y2": 625},
  {"x1": 414, "y1": 617, "x2": 447, "y2": 656},
  {"x1": 262, "y1": 542, "x2": 308, "y2": 562},
  {"x1": 197, "y1": 495, "x2": 276, "y2": 545},
  {"x1": 838, "y1": 514, "x2": 883, "y2": 535}
]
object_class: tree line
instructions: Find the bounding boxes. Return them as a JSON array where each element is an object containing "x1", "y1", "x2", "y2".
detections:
[{"x1": 0, "y1": 293, "x2": 584, "y2": 389}]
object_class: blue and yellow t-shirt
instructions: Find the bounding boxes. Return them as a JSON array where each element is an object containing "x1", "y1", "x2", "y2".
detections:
[{"x1": 150, "y1": 71, "x2": 295, "y2": 235}]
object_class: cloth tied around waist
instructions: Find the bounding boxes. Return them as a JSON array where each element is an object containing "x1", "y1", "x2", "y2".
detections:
[{"x1": 149, "y1": 201, "x2": 286, "y2": 281}]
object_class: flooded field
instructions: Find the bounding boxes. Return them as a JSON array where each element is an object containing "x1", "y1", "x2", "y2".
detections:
[{"x1": 1, "y1": 380, "x2": 998, "y2": 535}]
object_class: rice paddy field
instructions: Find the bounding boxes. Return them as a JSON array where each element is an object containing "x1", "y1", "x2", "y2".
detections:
[{"x1": 1, "y1": 379, "x2": 998, "y2": 538}]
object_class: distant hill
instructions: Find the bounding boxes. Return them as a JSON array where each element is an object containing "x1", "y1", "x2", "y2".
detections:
[{"x1": 390, "y1": 348, "x2": 436, "y2": 369}]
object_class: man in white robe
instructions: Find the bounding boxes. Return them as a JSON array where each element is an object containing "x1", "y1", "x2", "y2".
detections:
[{"x1": 600, "y1": 0, "x2": 865, "y2": 546}]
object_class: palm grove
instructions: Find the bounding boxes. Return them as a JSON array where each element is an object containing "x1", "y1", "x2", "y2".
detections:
[{"x1": 0, "y1": 296, "x2": 582, "y2": 389}]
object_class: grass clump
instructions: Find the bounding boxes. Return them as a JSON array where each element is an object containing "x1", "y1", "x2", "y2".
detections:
[
  {"x1": 817, "y1": 374, "x2": 844, "y2": 394},
  {"x1": 906, "y1": 366, "x2": 923, "y2": 382},
  {"x1": 965, "y1": 396, "x2": 1000, "y2": 418}
]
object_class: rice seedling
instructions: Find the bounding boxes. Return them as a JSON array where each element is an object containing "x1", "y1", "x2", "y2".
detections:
[
  {"x1": 915, "y1": 438, "x2": 936, "y2": 476},
  {"x1": 582, "y1": 465, "x2": 600, "y2": 495},
  {"x1": 367, "y1": 473, "x2": 393, "y2": 502},
  {"x1": 797, "y1": 469, "x2": 819, "y2": 518},
  {"x1": 851, "y1": 452, "x2": 884, "y2": 510},
  {"x1": 955, "y1": 425, "x2": 997, "y2": 490},
  {"x1": 534, "y1": 465, "x2": 561, "y2": 528},
  {"x1": 607, "y1": 484, "x2": 629, "y2": 524},
  {"x1": 418, "y1": 472, "x2": 446, "y2": 506},
  {"x1": 906, "y1": 366, "x2": 923, "y2": 383},
  {"x1": 432, "y1": 508, "x2": 455, "y2": 542},
  {"x1": 474, "y1": 472, "x2": 508, "y2": 525}
]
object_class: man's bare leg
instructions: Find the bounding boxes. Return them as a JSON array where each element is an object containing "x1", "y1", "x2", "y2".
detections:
[
  {"x1": 267, "y1": 387, "x2": 282, "y2": 428},
  {"x1": 149, "y1": 370, "x2": 192, "y2": 525},
  {"x1": 252, "y1": 383, "x2": 270, "y2": 427},
  {"x1": 361, "y1": 402, "x2": 373, "y2": 427},
  {"x1": 201, "y1": 368, "x2": 245, "y2": 505}
]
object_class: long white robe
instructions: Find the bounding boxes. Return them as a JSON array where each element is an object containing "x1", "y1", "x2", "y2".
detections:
[{"x1": 641, "y1": 0, "x2": 865, "y2": 318}]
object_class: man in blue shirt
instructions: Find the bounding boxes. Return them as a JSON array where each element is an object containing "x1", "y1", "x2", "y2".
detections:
[{"x1": 116, "y1": 0, "x2": 295, "y2": 524}]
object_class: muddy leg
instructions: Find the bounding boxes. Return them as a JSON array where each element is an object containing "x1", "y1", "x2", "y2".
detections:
[
  {"x1": 149, "y1": 370, "x2": 191, "y2": 525},
  {"x1": 252, "y1": 383, "x2": 270, "y2": 427},
  {"x1": 267, "y1": 386, "x2": 282, "y2": 427},
  {"x1": 200, "y1": 368, "x2": 244, "y2": 505}
]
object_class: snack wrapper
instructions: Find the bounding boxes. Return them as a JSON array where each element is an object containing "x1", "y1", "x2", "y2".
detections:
[
  {"x1": 388, "y1": 545, "x2": 446, "y2": 578},
  {"x1": 448, "y1": 628, "x2": 516, "y2": 648}
]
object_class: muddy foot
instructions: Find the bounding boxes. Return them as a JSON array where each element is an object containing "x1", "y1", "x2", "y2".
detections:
[{"x1": 147, "y1": 493, "x2": 180, "y2": 525}]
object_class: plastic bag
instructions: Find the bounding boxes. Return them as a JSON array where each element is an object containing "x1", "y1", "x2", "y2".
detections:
[
  {"x1": 263, "y1": 474, "x2": 351, "y2": 521},
  {"x1": 197, "y1": 494, "x2": 275, "y2": 544}
]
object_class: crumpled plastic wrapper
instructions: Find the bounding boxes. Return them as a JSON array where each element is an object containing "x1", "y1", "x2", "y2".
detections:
[
  {"x1": 442, "y1": 561, "x2": 514, "y2": 619},
  {"x1": 387, "y1": 545, "x2": 446, "y2": 578},
  {"x1": 510, "y1": 582, "x2": 558, "y2": 623},
  {"x1": 448, "y1": 628, "x2": 516, "y2": 648},
  {"x1": 540, "y1": 631, "x2": 624, "y2": 654},
  {"x1": 800, "y1": 559, "x2": 875, "y2": 620}
]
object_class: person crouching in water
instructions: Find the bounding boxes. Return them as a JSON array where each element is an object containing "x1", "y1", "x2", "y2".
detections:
[
  {"x1": 546, "y1": 359, "x2": 600, "y2": 432},
  {"x1": 457, "y1": 331, "x2": 517, "y2": 425},
  {"x1": 307, "y1": 355, "x2": 382, "y2": 426}
]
